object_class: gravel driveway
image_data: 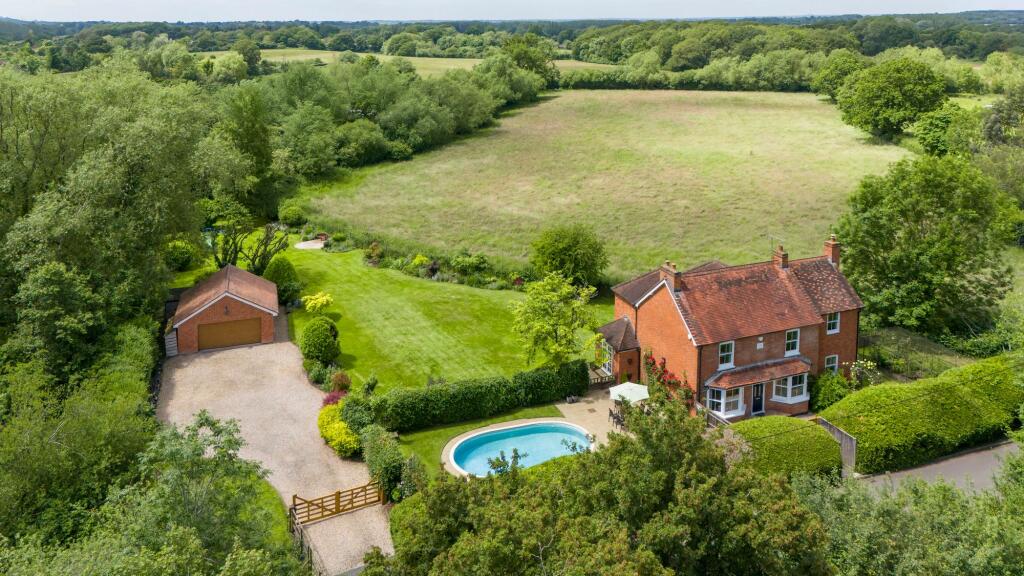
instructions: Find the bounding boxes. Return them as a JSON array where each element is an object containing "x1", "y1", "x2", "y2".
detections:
[{"x1": 157, "y1": 318, "x2": 392, "y2": 574}]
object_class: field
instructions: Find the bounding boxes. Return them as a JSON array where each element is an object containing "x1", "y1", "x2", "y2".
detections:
[
  {"x1": 195, "y1": 49, "x2": 615, "y2": 77},
  {"x1": 283, "y1": 248, "x2": 612, "y2": 393},
  {"x1": 300, "y1": 90, "x2": 910, "y2": 280}
]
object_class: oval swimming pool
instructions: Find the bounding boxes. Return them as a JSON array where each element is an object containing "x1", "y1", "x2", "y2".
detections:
[{"x1": 451, "y1": 421, "x2": 591, "y2": 477}]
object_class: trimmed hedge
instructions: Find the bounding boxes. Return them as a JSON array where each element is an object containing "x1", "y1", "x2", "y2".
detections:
[
  {"x1": 318, "y1": 403, "x2": 360, "y2": 458},
  {"x1": 730, "y1": 416, "x2": 841, "y2": 477},
  {"x1": 821, "y1": 354, "x2": 1024, "y2": 474},
  {"x1": 371, "y1": 360, "x2": 589, "y2": 432},
  {"x1": 361, "y1": 424, "x2": 404, "y2": 497}
]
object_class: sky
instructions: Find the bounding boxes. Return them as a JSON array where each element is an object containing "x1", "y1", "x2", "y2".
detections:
[{"x1": 2, "y1": 0, "x2": 1021, "y2": 23}]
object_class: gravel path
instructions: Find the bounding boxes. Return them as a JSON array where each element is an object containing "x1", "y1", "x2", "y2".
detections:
[{"x1": 157, "y1": 317, "x2": 392, "y2": 574}]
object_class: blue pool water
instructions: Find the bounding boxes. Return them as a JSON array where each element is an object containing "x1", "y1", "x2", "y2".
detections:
[{"x1": 452, "y1": 422, "x2": 591, "y2": 477}]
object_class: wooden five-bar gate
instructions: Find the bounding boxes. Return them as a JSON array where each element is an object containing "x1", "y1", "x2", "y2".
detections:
[{"x1": 291, "y1": 481, "x2": 385, "y2": 525}]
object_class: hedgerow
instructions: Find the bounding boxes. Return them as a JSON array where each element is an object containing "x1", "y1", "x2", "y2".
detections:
[
  {"x1": 371, "y1": 360, "x2": 589, "y2": 432},
  {"x1": 361, "y1": 424, "x2": 405, "y2": 497},
  {"x1": 821, "y1": 354, "x2": 1024, "y2": 474},
  {"x1": 730, "y1": 416, "x2": 841, "y2": 476}
]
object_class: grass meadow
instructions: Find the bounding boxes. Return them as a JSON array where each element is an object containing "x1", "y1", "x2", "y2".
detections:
[
  {"x1": 300, "y1": 90, "x2": 910, "y2": 280},
  {"x1": 196, "y1": 49, "x2": 614, "y2": 77}
]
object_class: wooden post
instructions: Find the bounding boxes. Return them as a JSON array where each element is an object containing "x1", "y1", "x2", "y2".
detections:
[{"x1": 334, "y1": 490, "x2": 340, "y2": 513}]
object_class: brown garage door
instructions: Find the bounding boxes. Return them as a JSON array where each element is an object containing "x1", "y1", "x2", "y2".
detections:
[{"x1": 198, "y1": 317, "x2": 262, "y2": 350}]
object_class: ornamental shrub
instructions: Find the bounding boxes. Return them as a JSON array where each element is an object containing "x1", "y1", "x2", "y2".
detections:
[
  {"x1": 821, "y1": 354, "x2": 1024, "y2": 474},
  {"x1": 318, "y1": 403, "x2": 360, "y2": 458},
  {"x1": 371, "y1": 360, "x2": 589, "y2": 432},
  {"x1": 279, "y1": 205, "x2": 307, "y2": 227},
  {"x1": 529, "y1": 224, "x2": 608, "y2": 287},
  {"x1": 331, "y1": 370, "x2": 352, "y2": 392},
  {"x1": 811, "y1": 372, "x2": 851, "y2": 412},
  {"x1": 322, "y1": 390, "x2": 345, "y2": 407},
  {"x1": 302, "y1": 291, "x2": 334, "y2": 314},
  {"x1": 261, "y1": 255, "x2": 302, "y2": 304},
  {"x1": 397, "y1": 455, "x2": 428, "y2": 501},
  {"x1": 164, "y1": 240, "x2": 200, "y2": 272},
  {"x1": 730, "y1": 416, "x2": 841, "y2": 476},
  {"x1": 361, "y1": 424, "x2": 404, "y2": 496},
  {"x1": 341, "y1": 395, "x2": 374, "y2": 434},
  {"x1": 300, "y1": 317, "x2": 339, "y2": 364}
]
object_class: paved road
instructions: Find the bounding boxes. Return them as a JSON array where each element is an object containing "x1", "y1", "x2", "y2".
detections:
[
  {"x1": 157, "y1": 317, "x2": 392, "y2": 574},
  {"x1": 863, "y1": 441, "x2": 1019, "y2": 491}
]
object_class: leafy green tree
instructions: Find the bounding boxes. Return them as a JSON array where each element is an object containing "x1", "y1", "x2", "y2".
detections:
[
  {"x1": 278, "y1": 102, "x2": 336, "y2": 177},
  {"x1": 837, "y1": 58, "x2": 947, "y2": 138},
  {"x1": 4, "y1": 262, "x2": 102, "y2": 373},
  {"x1": 240, "y1": 224, "x2": 288, "y2": 276},
  {"x1": 914, "y1": 101, "x2": 980, "y2": 156},
  {"x1": 231, "y1": 37, "x2": 261, "y2": 76},
  {"x1": 811, "y1": 48, "x2": 868, "y2": 101},
  {"x1": 510, "y1": 272, "x2": 599, "y2": 366},
  {"x1": 835, "y1": 155, "x2": 1015, "y2": 333},
  {"x1": 472, "y1": 53, "x2": 545, "y2": 106},
  {"x1": 982, "y1": 84, "x2": 1024, "y2": 145},
  {"x1": 500, "y1": 33, "x2": 559, "y2": 86},
  {"x1": 792, "y1": 437, "x2": 1024, "y2": 576},
  {"x1": 974, "y1": 145, "x2": 1024, "y2": 210},
  {"x1": 220, "y1": 81, "x2": 273, "y2": 175},
  {"x1": 530, "y1": 224, "x2": 609, "y2": 287}
]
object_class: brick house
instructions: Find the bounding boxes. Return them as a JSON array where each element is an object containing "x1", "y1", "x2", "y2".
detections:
[
  {"x1": 597, "y1": 236, "x2": 862, "y2": 421},
  {"x1": 169, "y1": 265, "x2": 279, "y2": 354}
]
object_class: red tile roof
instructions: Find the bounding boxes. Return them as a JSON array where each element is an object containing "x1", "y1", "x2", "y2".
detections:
[
  {"x1": 597, "y1": 317, "x2": 639, "y2": 351},
  {"x1": 616, "y1": 255, "x2": 862, "y2": 346},
  {"x1": 172, "y1": 265, "x2": 279, "y2": 327},
  {"x1": 707, "y1": 357, "x2": 810, "y2": 389}
]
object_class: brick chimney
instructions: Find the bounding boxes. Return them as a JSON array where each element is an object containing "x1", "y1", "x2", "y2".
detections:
[
  {"x1": 773, "y1": 245, "x2": 789, "y2": 269},
  {"x1": 824, "y1": 234, "x2": 841, "y2": 268},
  {"x1": 659, "y1": 260, "x2": 684, "y2": 290}
]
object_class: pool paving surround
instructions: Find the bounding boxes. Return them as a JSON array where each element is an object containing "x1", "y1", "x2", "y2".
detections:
[{"x1": 441, "y1": 388, "x2": 619, "y2": 476}]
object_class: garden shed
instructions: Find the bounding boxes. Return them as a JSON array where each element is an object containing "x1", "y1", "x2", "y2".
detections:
[{"x1": 168, "y1": 265, "x2": 278, "y2": 355}]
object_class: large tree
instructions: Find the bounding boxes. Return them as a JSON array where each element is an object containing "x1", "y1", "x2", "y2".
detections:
[
  {"x1": 837, "y1": 57, "x2": 946, "y2": 138},
  {"x1": 510, "y1": 272, "x2": 600, "y2": 366},
  {"x1": 835, "y1": 155, "x2": 1015, "y2": 333},
  {"x1": 811, "y1": 48, "x2": 869, "y2": 102}
]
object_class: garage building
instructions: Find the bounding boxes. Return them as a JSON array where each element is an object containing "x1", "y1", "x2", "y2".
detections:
[{"x1": 169, "y1": 264, "x2": 279, "y2": 355}]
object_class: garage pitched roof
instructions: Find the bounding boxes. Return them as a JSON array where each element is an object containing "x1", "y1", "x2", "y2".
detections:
[{"x1": 172, "y1": 265, "x2": 279, "y2": 328}]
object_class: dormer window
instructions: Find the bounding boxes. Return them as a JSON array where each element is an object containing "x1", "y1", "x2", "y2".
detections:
[
  {"x1": 826, "y1": 312, "x2": 840, "y2": 334},
  {"x1": 718, "y1": 341, "x2": 734, "y2": 370},
  {"x1": 784, "y1": 329, "x2": 800, "y2": 357}
]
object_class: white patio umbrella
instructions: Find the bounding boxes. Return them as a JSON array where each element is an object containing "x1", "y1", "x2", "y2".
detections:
[{"x1": 609, "y1": 382, "x2": 649, "y2": 404}]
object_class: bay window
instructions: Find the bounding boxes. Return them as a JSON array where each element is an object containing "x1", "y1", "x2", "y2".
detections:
[
  {"x1": 772, "y1": 373, "x2": 808, "y2": 403},
  {"x1": 707, "y1": 387, "x2": 744, "y2": 418}
]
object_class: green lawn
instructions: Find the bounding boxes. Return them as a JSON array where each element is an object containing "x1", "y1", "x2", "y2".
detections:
[
  {"x1": 300, "y1": 90, "x2": 909, "y2": 281},
  {"x1": 398, "y1": 404, "x2": 562, "y2": 479},
  {"x1": 284, "y1": 248, "x2": 612, "y2": 393},
  {"x1": 194, "y1": 49, "x2": 613, "y2": 77}
]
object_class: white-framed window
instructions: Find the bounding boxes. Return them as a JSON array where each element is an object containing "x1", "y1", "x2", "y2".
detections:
[
  {"x1": 718, "y1": 341, "x2": 735, "y2": 370},
  {"x1": 784, "y1": 329, "x2": 800, "y2": 357},
  {"x1": 826, "y1": 312, "x2": 840, "y2": 334},
  {"x1": 772, "y1": 373, "x2": 808, "y2": 403},
  {"x1": 707, "y1": 387, "x2": 744, "y2": 418},
  {"x1": 824, "y1": 355, "x2": 839, "y2": 374},
  {"x1": 600, "y1": 341, "x2": 613, "y2": 375}
]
